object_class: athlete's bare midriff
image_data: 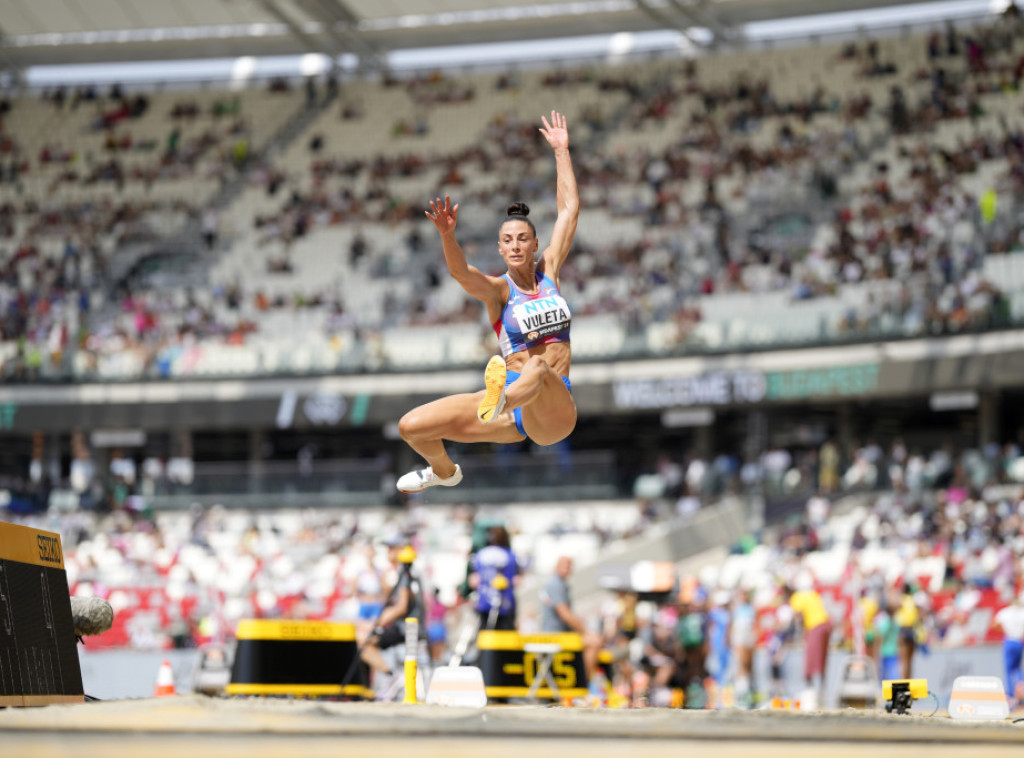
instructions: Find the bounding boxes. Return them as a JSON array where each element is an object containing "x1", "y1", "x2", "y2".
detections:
[{"x1": 504, "y1": 341, "x2": 572, "y2": 378}]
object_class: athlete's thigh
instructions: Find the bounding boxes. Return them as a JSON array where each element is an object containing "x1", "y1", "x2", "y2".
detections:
[
  {"x1": 520, "y1": 374, "x2": 577, "y2": 444},
  {"x1": 412, "y1": 391, "x2": 526, "y2": 444}
]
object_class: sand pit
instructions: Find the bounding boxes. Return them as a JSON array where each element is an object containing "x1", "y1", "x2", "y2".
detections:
[{"x1": 1, "y1": 695, "x2": 1023, "y2": 758}]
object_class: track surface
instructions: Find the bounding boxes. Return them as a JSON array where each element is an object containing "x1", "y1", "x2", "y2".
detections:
[{"x1": 1, "y1": 696, "x2": 1022, "y2": 758}]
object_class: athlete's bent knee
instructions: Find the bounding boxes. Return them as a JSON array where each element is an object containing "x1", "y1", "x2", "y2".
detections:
[
  {"x1": 523, "y1": 355, "x2": 552, "y2": 378},
  {"x1": 398, "y1": 410, "x2": 425, "y2": 442},
  {"x1": 525, "y1": 355, "x2": 548, "y2": 371}
]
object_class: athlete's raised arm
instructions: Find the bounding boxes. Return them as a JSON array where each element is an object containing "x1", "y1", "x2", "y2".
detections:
[
  {"x1": 537, "y1": 111, "x2": 579, "y2": 284},
  {"x1": 425, "y1": 194, "x2": 503, "y2": 309}
]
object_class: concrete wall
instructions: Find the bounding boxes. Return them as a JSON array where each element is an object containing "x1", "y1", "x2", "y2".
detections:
[{"x1": 79, "y1": 648, "x2": 205, "y2": 700}]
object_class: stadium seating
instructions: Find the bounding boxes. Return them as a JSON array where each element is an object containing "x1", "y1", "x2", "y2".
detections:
[{"x1": 1, "y1": 17, "x2": 1023, "y2": 381}]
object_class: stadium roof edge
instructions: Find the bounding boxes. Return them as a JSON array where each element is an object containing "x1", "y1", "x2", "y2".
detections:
[{"x1": 0, "y1": 0, "x2": 1001, "y2": 70}]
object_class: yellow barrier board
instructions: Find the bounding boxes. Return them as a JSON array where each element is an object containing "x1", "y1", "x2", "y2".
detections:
[
  {"x1": 228, "y1": 618, "x2": 369, "y2": 699},
  {"x1": 235, "y1": 619, "x2": 357, "y2": 641},
  {"x1": 476, "y1": 630, "x2": 588, "y2": 700}
]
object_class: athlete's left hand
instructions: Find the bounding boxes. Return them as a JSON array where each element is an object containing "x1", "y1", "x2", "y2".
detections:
[
  {"x1": 425, "y1": 193, "x2": 459, "y2": 235},
  {"x1": 539, "y1": 110, "x2": 569, "y2": 150}
]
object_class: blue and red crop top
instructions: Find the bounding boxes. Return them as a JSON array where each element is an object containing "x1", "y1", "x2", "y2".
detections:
[{"x1": 493, "y1": 271, "x2": 572, "y2": 357}]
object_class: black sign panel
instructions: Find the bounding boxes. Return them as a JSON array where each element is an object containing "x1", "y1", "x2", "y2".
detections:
[{"x1": 0, "y1": 522, "x2": 83, "y2": 706}]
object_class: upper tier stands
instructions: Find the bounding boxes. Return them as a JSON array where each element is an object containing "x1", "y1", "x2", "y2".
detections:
[
  {"x1": 0, "y1": 84, "x2": 307, "y2": 379},
  {"x1": 3, "y1": 17, "x2": 1024, "y2": 379},
  {"x1": 2, "y1": 85, "x2": 302, "y2": 205}
]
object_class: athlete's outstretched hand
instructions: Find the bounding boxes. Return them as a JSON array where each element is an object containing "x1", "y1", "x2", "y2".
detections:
[
  {"x1": 425, "y1": 194, "x2": 459, "y2": 235},
  {"x1": 539, "y1": 110, "x2": 569, "y2": 151}
]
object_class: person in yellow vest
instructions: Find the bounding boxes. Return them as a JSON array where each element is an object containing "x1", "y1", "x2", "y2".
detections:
[
  {"x1": 895, "y1": 584, "x2": 922, "y2": 680},
  {"x1": 786, "y1": 578, "x2": 832, "y2": 702},
  {"x1": 859, "y1": 590, "x2": 880, "y2": 663}
]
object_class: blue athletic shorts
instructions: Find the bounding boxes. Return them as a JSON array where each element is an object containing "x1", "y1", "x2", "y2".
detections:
[
  {"x1": 505, "y1": 369, "x2": 572, "y2": 437},
  {"x1": 427, "y1": 620, "x2": 447, "y2": 644},
  {"x1": 358, "y1": 602, "x2": 384, "y2": 621}
]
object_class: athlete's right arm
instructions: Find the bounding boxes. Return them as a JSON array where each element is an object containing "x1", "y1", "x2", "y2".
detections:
[{"x1": 426, "y1": 194, "x2": 503, "y2": 307}]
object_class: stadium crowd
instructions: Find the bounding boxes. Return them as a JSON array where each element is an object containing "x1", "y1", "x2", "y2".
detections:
[
  {"x1": 4, "y1": 431, "x2": 1024, "y2": 706},
  {"x1": 1, "y1": 16, "x2": 1024, "y2": 377}
]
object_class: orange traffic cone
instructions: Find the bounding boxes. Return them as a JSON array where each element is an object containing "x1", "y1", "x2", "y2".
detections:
[{"x1": 154, "y1": 659, "x2": 176, "y2": 697}]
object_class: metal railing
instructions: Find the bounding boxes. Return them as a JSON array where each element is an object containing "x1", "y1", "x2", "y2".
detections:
[{"x1": 145, "y1": 449, "x2": 621, "y2": 509}]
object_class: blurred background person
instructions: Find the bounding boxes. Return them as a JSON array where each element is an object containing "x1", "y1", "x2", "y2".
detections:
[
  {"x1": 540, "y1": 555, "x2": 601, "y2": 679},
  {"x1": 787, "y1": 577, "x2": 832, "y2": 707},
  {"x1": 992, "y1": 591, "x2": 1024, "y2": 708},
  {"x1": 468, "y1": 525, "x2": 519, "y2": 631}
]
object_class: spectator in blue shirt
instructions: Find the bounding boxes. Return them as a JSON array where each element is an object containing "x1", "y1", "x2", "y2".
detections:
[{"x1": 469, "y1": 525, "x2": 519, "y2": 631}]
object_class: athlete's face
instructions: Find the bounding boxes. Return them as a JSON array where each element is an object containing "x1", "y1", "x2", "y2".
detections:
[{"x1": 498, "y1": 220, "x2": 538, "y2": 267}]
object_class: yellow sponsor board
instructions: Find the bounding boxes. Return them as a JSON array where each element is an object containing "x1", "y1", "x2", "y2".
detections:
[
  {"x1": 476, "y1": 630, "x2": 584, "y2": 652},
  {"x1": 0, "y1": 520, "x2": 65, "y2": 569},
  {"x1": 235, "y1": 619, "x2": 357, "y2": 641}
]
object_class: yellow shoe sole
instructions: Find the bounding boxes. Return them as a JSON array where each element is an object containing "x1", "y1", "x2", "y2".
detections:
[{"x1": 477, "y1": 356, "x2": 507, "y2": 423}]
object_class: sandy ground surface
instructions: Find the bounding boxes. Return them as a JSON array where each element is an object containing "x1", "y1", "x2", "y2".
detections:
[
  {"x1": 4, "y1": 734, "x2": 1024, "y2": 758},
  {"x1": 1, "y1": 696, "x2": 1022, "y2": 758}
]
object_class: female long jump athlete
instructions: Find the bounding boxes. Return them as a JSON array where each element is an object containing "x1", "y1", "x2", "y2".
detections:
[{"x1": 396, "y1": 110, "x2": 579, "y2": 493}]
